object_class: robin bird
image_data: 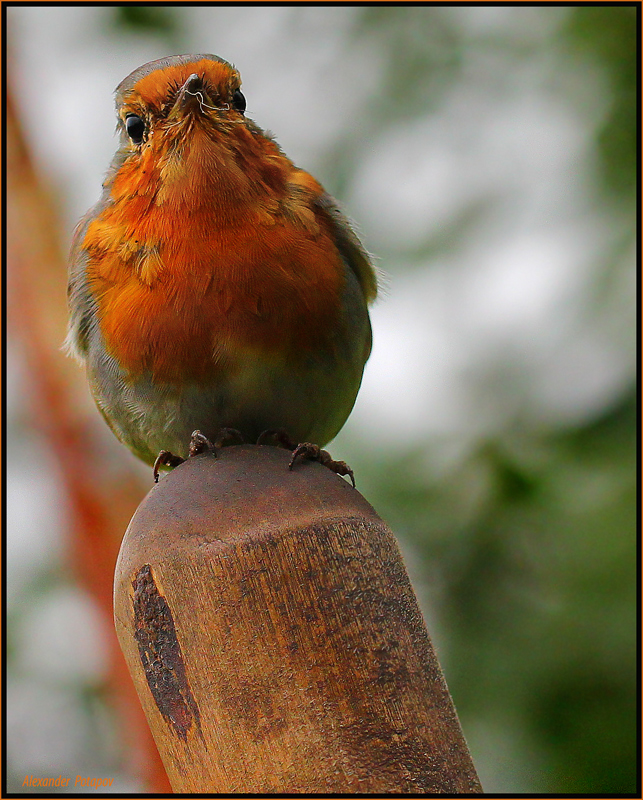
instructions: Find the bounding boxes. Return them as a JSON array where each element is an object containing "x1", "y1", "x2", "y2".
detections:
[{"x1": 66, "y1": 54, "x2": 376, "y2": 484}]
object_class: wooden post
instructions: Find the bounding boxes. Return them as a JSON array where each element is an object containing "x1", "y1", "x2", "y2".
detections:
[{"x1": 113, "y1": 444, "x2": 482, "y2": 793}]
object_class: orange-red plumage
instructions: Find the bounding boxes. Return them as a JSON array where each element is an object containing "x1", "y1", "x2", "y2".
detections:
[{"x1": 68, "y1": 54, "x2": 376, "y2": 467}]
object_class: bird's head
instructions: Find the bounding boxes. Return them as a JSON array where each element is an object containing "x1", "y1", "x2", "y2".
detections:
[{"x1": 115, "y1": 54, "x2": 247, "y2": 150}]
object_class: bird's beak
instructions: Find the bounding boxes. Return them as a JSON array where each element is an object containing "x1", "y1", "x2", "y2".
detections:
[{"x1": 169, "y1": 73, "x2": 210, "y2": 120}]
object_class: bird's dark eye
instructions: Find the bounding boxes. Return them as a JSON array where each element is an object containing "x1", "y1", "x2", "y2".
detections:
[
  {"x1": 232, "y1": 89, "x2": 246, "y2": 113},
  {"x1": 125, "y1": 114, "x2": 146, "y2": 144}
]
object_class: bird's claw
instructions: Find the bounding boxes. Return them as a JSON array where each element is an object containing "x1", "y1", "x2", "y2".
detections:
[
  {"x1": 153, "y1": 429, "x2": 218, "y2": 483},
  {"x1": 153, "y1": 450, "x2": 185, "y2": 483},
  {"x1": 212, "y1": 427, "x2": 245, "y2": 448},
  {"x1": 289, "y1": 442, "x2": 356, "y2": 488},
  {"x1": 188, "y1": 429, "x2": 216, "y2": 457},
  {"x1": 257, "y1": 428, "x2": 298, "y2": 450}
]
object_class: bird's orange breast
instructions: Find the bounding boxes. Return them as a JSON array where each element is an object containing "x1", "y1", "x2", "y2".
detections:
[{"x1": 82, "y1": 124, "x2": 346, "y2": 385}]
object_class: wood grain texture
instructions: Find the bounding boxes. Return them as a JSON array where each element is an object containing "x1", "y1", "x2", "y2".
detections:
[{"x1": 114, "y1": 444, "x2": 482, "y2": 793}]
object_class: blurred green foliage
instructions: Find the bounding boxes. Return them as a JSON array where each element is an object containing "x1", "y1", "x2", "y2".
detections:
[
  {"x1": 343, "y1": 5, "x2": 638, "y2": 794},
  {"x1": 111, "y1": 5, "x2": 181, "y2": 46},
  {"x1": 366, "y1": 388, "x2": 636, "y2": 792},
  {"x1": 563, "y1": 5, "x2": 637, "y2": 198}
]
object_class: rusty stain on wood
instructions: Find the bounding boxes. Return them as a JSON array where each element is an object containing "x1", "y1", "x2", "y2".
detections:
[{"x1": 132, "y1": 564, "x2": 201, "y2": 742}]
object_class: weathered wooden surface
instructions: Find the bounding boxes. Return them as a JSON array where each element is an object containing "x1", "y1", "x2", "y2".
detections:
[{"x1": 114, "y1": 444, "x2": 482, "y2": 793}]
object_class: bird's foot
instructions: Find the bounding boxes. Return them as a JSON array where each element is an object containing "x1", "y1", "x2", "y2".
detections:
[
  {"x1": 153, "y1": 450, "x2": 185, "y2": 483},
  {"x1": 153, "y1": 429, "x2": 217, "y2": 483},
  {"x1": 257, "y1": 429, "x2": 355, "y2": 487},
  {"x1": 188, "y1": 429, "x2": 216, "y2": 457},
  {"x1": 289, "y1": 443, "x2": 355, "y2": 488},
  {"x1": 257, "y1": 428, "x2": 298, "y2": 450},
  {"x1": 212, "y1": 427, "x2": 245, "y2": 448}
]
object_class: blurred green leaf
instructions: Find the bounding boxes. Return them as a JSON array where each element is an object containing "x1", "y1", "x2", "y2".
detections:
[
  {"x1": 562, "y1": 6, "x2": 637, "y2": 198},
  {"x1": 111, "y1": 6, "x2": 180, "y2": 43}
]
